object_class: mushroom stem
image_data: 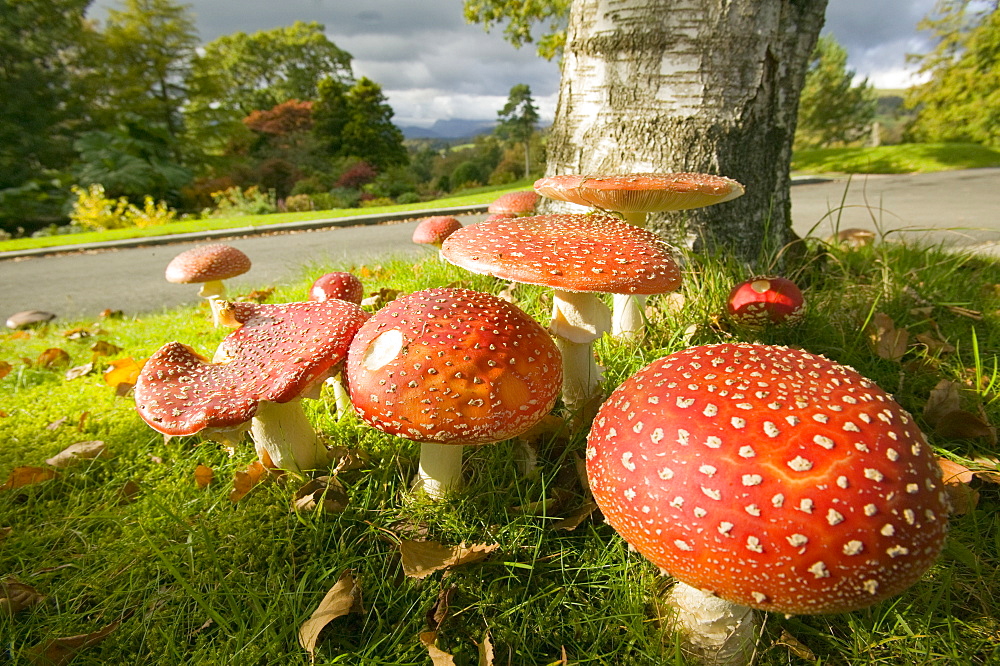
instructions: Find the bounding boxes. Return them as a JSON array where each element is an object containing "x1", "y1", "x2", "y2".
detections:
[
  {"x1": 327, "y1": 372, "x2": 352, "y2": 419},
  {"x1": 549, "y1": 289, "x2": 611, "y2": 420},
  {"x1": 611, "y1": 293, "x2": 647, "y2": 340},
  {"x1": 414, "y1": 442, "x2": 465, "y2": 498},
  {"x1": 198, "y1": 280, "x2": 228, "y2": 327},
  {"x1": 666, "y1": 581, "x2": 757, "y2": 666},
  {"x1": 250, "y1": 399, "x2": 328, "y2": 473}
]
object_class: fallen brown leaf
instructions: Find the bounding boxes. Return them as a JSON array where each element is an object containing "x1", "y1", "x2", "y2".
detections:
[
  {"x1": 1, "y1": 466, "x2": 57, "y2": 491},
  {"x1": 426, "y1": 586, "x2": 454, "y2": 632},
  {"x1": 61, "y1": 327, "x2": 91, "y2": 340},
  {"x1": 400, "y1": 541, "x2": 499, "y2": 579},
  {"x1": 90, "y1": 340, "x2": 123, "y2": 358},
  {"x1": 193, "y1": 464, "x2": 214, "y2": 489},
  {"x1": 937, "y1": 458, "x2": 979, "y2": 515},
  {"x1": 0, "y1": 360, "x2": 11, "y2": 380},
  {"x1": 36, "y1": 348, "x2": 71, "y2": 368},
  {"x1": 551, "y1": 501, "x2": 599, "y2": 531},
  {"x1": 923, "y1": 380, "x2": 961, "y2": 426},
  {"x1": 45, "y1": 417, "x2": 67, "y2": 431},
  {"x1": 103, "y1": 357, "x2": 146, "y2": 391},
  {"x1": 1, "y1": 577, "x2": 46, "y2": 615},
  {"x1": 478, "y1": 631, "x2": 494, "y2": 666},
  {"x1": 45, "y1": 440, "x2": 108, "y2": 468},
  {"x1": 935, "y1": 410, "x2": 995, "y2": 442},
  {"x1": 0, "y1": 526, "x2": 11, "y2": 542},
  {"x1": 24, "y1": 619, "x2": 120, "y2": 665},
  {"x1": 64, "y1": 362, "x2": 95, "y2": 381},
  {"x1": 777, "y1": 628, "x2": 816, "y2": 661},
  {"x1": 292, "y1": 476, "x2": 349, "y2": 514},
  {"x1": 914, "y1": 331, "x2": 955, "y2": 355},
  {"x1": 867, "y1": 312, "x2": 908, "y2": 361},
  {"x1": 972, "y1": 458, "x2": 1000, "y2": 484},
  {"x1": 298, "y1": 571, "x2": 361, "y2": 661},
  {"x1": 118, "y1": 480, "x2": 142, "y2": 505},
  {"x1": 419, "y1": 631, "x2": 457, "y2": 666},
  {"x1": 240, "y1": 287, "x2": 275, "y2": 303},
  {"x1": 229, "y1": 461, "x2": 268, "y2": 502},
  {"x1": 360, "y1": 287, "x2": 400, "y2": 309}
]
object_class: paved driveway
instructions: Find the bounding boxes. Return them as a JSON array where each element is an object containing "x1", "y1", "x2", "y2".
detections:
[{"x1": 2, "y1": 168, "x2": 999, "y2": 323}]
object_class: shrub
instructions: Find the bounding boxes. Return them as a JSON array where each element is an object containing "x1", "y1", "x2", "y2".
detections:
[
  {"x1": 210, "y1": 186, "x2": 277, "y2": 217},
  {"x1": 69, "y1": 184, "x2": 176, "y2": 231},
  {"x1": 326, "y1": 187, "x2": 361, "y2": 209},
  {"x1": 336, "y1": 161, "x2": 378, "y2": 189},
  {"x1": 395, "y1": 192, "x2": 421, "y2": 205},
  {"x1": 359, "y1": 196, "x2": 395, "y2": 208},
  {"x1": 284, "y1": 194, "x2": 315, "y2": 212}
]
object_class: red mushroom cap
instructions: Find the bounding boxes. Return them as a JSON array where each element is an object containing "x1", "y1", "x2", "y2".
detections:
[
  {"x1": 309, "y1": 272, "x2": 364, "y2": 304},
  {"x1": 412, "y1": 216, "x2": 464, "y2": 247},
  {"x1": 345, "y1": 287, "x2": 561, "y2": 445},
  {"x1": 586, "y1": 343, "x2": 949, "y2": 615},
  {"x1": 534, "y1": 173, "x2": 744, "y2": 214},
  {"x1": 135, "y1": 300, "x2": 369, "y2": 435},
  {"x1": 440, "y1": 213, "x2": 681, "y2": 295},
  {"x1": 727, "y1": 276, "x2": 806, "y2": 327},
  {"x1": 487, "y1": 190, "x2": 539, "y2": 216},
  {"x1": 165, "y1": 244, "x2": 251, "y2": 284}
]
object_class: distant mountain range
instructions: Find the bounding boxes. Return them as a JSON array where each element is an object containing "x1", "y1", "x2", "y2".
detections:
[{"x1": 399, "y1": 118, "x2": 497, "y2": 140}]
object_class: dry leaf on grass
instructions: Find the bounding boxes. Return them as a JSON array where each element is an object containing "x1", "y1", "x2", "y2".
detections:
[
  {"x1": 552, "y1": 501, "x2": 599, "y2": 531},
  {"x1": 292, "y1": 476, "x2": 349, "y2": 514},
  {"x1": 45, "y1": 440, "x2": 107, "y2": 468},
  {"x1": 1, "y1": 577, "x2": 46, "y2": 614},
  {"x1": 914, "y1": 331, "x2": 955, "y2": 355},
  {"x1": 90, "y1": 340, "x2": 122, "y2": 358},
  {"x1": 924, "y1": 380, "x2": 961, "y2": 424},
  {"x1": 923, "y1": 380, "x2": 995, "y2": 442},
  {"x1": 298, "y1": 571, "x2": 361, "y2": 661},
  {"x1": 37, "y1": 348, "x2": 71, "y2": 368},
  {"x1": 118, "y1": 480, "x2": 142, "y2": 505},
  {"x1": 361, "y1": 287, "x2": 400, "y2": 309},
  {"x1": 64, "y1": 362, "x2": 94, "y2": 381},
  {"x1": 426, "y1": 585, "x2": 454, "y2": 632},
  {"x1": 229, "y1": 461, "x2": 268, "y2": 502},
  {"x1": 193, "y1": 464, "x2": 214, "y2": 489},
  {"x1": 478, "y1": 631, "x2": 495, "y2": 666},
  {"x1": 1, "y1": 466, "x2": 57, "y2": 491},
  {"x1": 867, "y1": 312, "x2": 909, "y2": 361},
  {"x1": 0, "y1": 360, "x2": 11, "y2": 379},
  {"x1": 24, "y1": 619, "x2": 120, "y2": 665},
  {"x1": 400, "y1": 541, "x2": 499, "y2": 579},
  {"x1": 103, "y1": 357, "x2": 146, "y2": 392},
  {"x1": 937, "y1": 458, "x2": 979, "y2": 515},
  {"x1": 777, "y1": 628, "x2": 816, "y2": 661},
  {"x1": 419, "y1": 631, "x2": 456, "y2": 666}
]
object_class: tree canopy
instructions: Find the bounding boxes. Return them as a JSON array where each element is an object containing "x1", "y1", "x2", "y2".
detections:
[
  {"x1": 495, "y1": 84, "x2": 540, "y2": 178},
  {"x1": 907, "y1": 1, "x2": 1000, "y2": 147},
  {"x1": 796, "y1": 35, "x2": 876, "y2": 148},
  {"x1": 463, "y1": 0, "x2": 571, "y2": 59},
  {"x1": 338, "y1": 78, "x2": 408, "y2": 171}
]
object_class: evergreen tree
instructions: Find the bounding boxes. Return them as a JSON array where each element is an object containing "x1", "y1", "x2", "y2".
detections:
[
  {"x1": 312, "y1": 77, "x2": 351, "y2": 158},
  {"x1": 795, "y1": 35, "x2": 876, "y2": 148},
  {"x1": 907, "y1": 2, "x2": 1000, "y2": 147},
  {"x1": 495, "y1": 84, "x2": 540, "y2": 178},
  {"x1": 340, "y1": 78, "x2": 408, "y2": 171}
]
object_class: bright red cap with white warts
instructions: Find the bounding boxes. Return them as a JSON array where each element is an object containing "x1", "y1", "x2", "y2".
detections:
[
  {"x1": 412, "y1": 216, "x2": 463, "y2": 247},
  {"x1": 727, "y1": 276, "x2": 805, "y2": 328},
  {"x1": 165, "y1": 244, "x2": 251, "y2": 284},
  {"x1": 134, "y1": 300, "x2": 369, "y2": 435},
  {"x1": 586, "y1": 343, "x2": 949, "y2": 615},
  {"x1": 309, "y1": 271, "x2": 364, "y2": 304},
  {"x1": 345, "y1": 287, "x2": 561, "y2": 445},
  {"x1": 534, "y1": 173, "x2": 744, "y2": 214},
  {"x1": 440, "y1": 213, "x2": 681, "y2": 295},
  {"x1": 488, "y1": 190, "x2": 538, "y2": 216}
]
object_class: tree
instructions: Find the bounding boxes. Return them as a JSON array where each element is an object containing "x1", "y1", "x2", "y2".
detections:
[
  {"x1": 469, "y1": 0, "x2": 828, "y2": 264},
  {"x1": 94, "y1": 0, "x2": 199, "y2": 161},
  {"x1": 0, "y1": 0, "x2": 91, "y2": 191},
  {"x1": 796, "y1": 35, "x2": 877, "y2": 148},
  {"x1": 312, "y1": 77, "x2": 351, "y2": 158},
  {"x1": 185, "y1": 22, "x2": 353, "y2": 168},
  {"x1": 496, "y1": 84, "x2": 541, "y2": 178},
  {"x1": 339, "y1": 78, "x2": 408, "y2": 171},
  {"x1": 907, "y1": 2, "x2": 1000, "y2": 147},
  {"x1": 464, "y1": 0, "x2": 572, "y2": 59}
]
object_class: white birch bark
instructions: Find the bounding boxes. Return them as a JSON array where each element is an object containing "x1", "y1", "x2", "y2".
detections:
[{"x1": 545, "y1": 0, "x2": 827, "y2": 265}]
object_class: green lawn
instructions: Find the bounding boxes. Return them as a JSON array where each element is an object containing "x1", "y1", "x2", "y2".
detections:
[
  {"x1": 0, "y1": 182, "x2": 531, "y2": 254},
  {"x1": 2, "y1": 234, "x2": 999, "y2": 664},
  {"x1": 792, "y1": 142, "x2": 1000, "y2": 175}
]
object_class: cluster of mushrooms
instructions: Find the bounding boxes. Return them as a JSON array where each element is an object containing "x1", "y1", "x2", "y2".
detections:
[{"x1": 135, "y1": 173, "x2": 949, "y2": 665}]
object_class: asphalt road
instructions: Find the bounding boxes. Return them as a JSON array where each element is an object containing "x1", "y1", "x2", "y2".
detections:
[{"x1": 2, "y1": 168, "x2": 999, "y2": 323}]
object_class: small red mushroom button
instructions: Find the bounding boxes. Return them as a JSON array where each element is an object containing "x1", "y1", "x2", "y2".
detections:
[
  {"x1": 726, "y1": 275, "x2": 805, "y2": 327},
  {"x1": 586, "y1": 343, "x2": 949, "y2": 616}
]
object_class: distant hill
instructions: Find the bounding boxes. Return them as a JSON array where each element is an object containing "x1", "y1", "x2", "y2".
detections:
[{"x1": 400, "y1": 118, "x2": 496, "y2": 140}]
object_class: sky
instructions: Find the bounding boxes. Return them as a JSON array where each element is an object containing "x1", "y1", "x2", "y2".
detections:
[{"x1": 92, "y1": 0, "x2": 939, "y2": 128}]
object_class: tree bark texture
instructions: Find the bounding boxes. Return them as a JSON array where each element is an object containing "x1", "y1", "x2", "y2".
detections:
[{"x1": 545, "y1": 0, "x2": 828, "y2": 265}]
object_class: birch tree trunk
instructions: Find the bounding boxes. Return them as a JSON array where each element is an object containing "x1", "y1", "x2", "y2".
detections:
[{"x1": 545, "y1": 0, "x2": 828, "y2": 265}]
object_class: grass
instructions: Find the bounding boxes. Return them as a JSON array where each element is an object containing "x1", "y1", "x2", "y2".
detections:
[
  {"x1": 3, "y1": 227, "x2": 1000, "y2": 664},
  {"x1": 0, "y1": 181, "x2": 533, "y2": 254},
  {"x1": 791, "y1": 142, "x2": 1000, "y2": 175}
]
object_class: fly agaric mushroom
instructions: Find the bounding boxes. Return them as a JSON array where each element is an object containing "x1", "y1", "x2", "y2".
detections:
[
  {"x1": 534, "y1": 173, "x2": 743, "y2": 339},
  {"x1": 412, "y1": 216, "x2": 463, "y2": 258},
  {"x1": 165, "y1": 244, "x2": 251, "y2": 326},
  {"x1": 307, "y1": 272, "x2": 365, "y2": 416},
  {"x1": 488, "y1": 190, "x2": 538, "y2": 217},
  {"x1": 309, "y1": 271, "x2": 364, "y2": 304},
  {"x1": 726, "y1": 276, "x2": 805, "y2": 328},
  {"x1": 586, "y1": 343, "x2": 949, "y2": 664},
  {"x1": 441, "y1": 213, "x2": 680, "y2": 421},
  {"x1": 345, "y1": 287, "x2": 561, "y2": 497},
  {"x1": 135, "y1": 299, "x2": 369, "y2": 473}
]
